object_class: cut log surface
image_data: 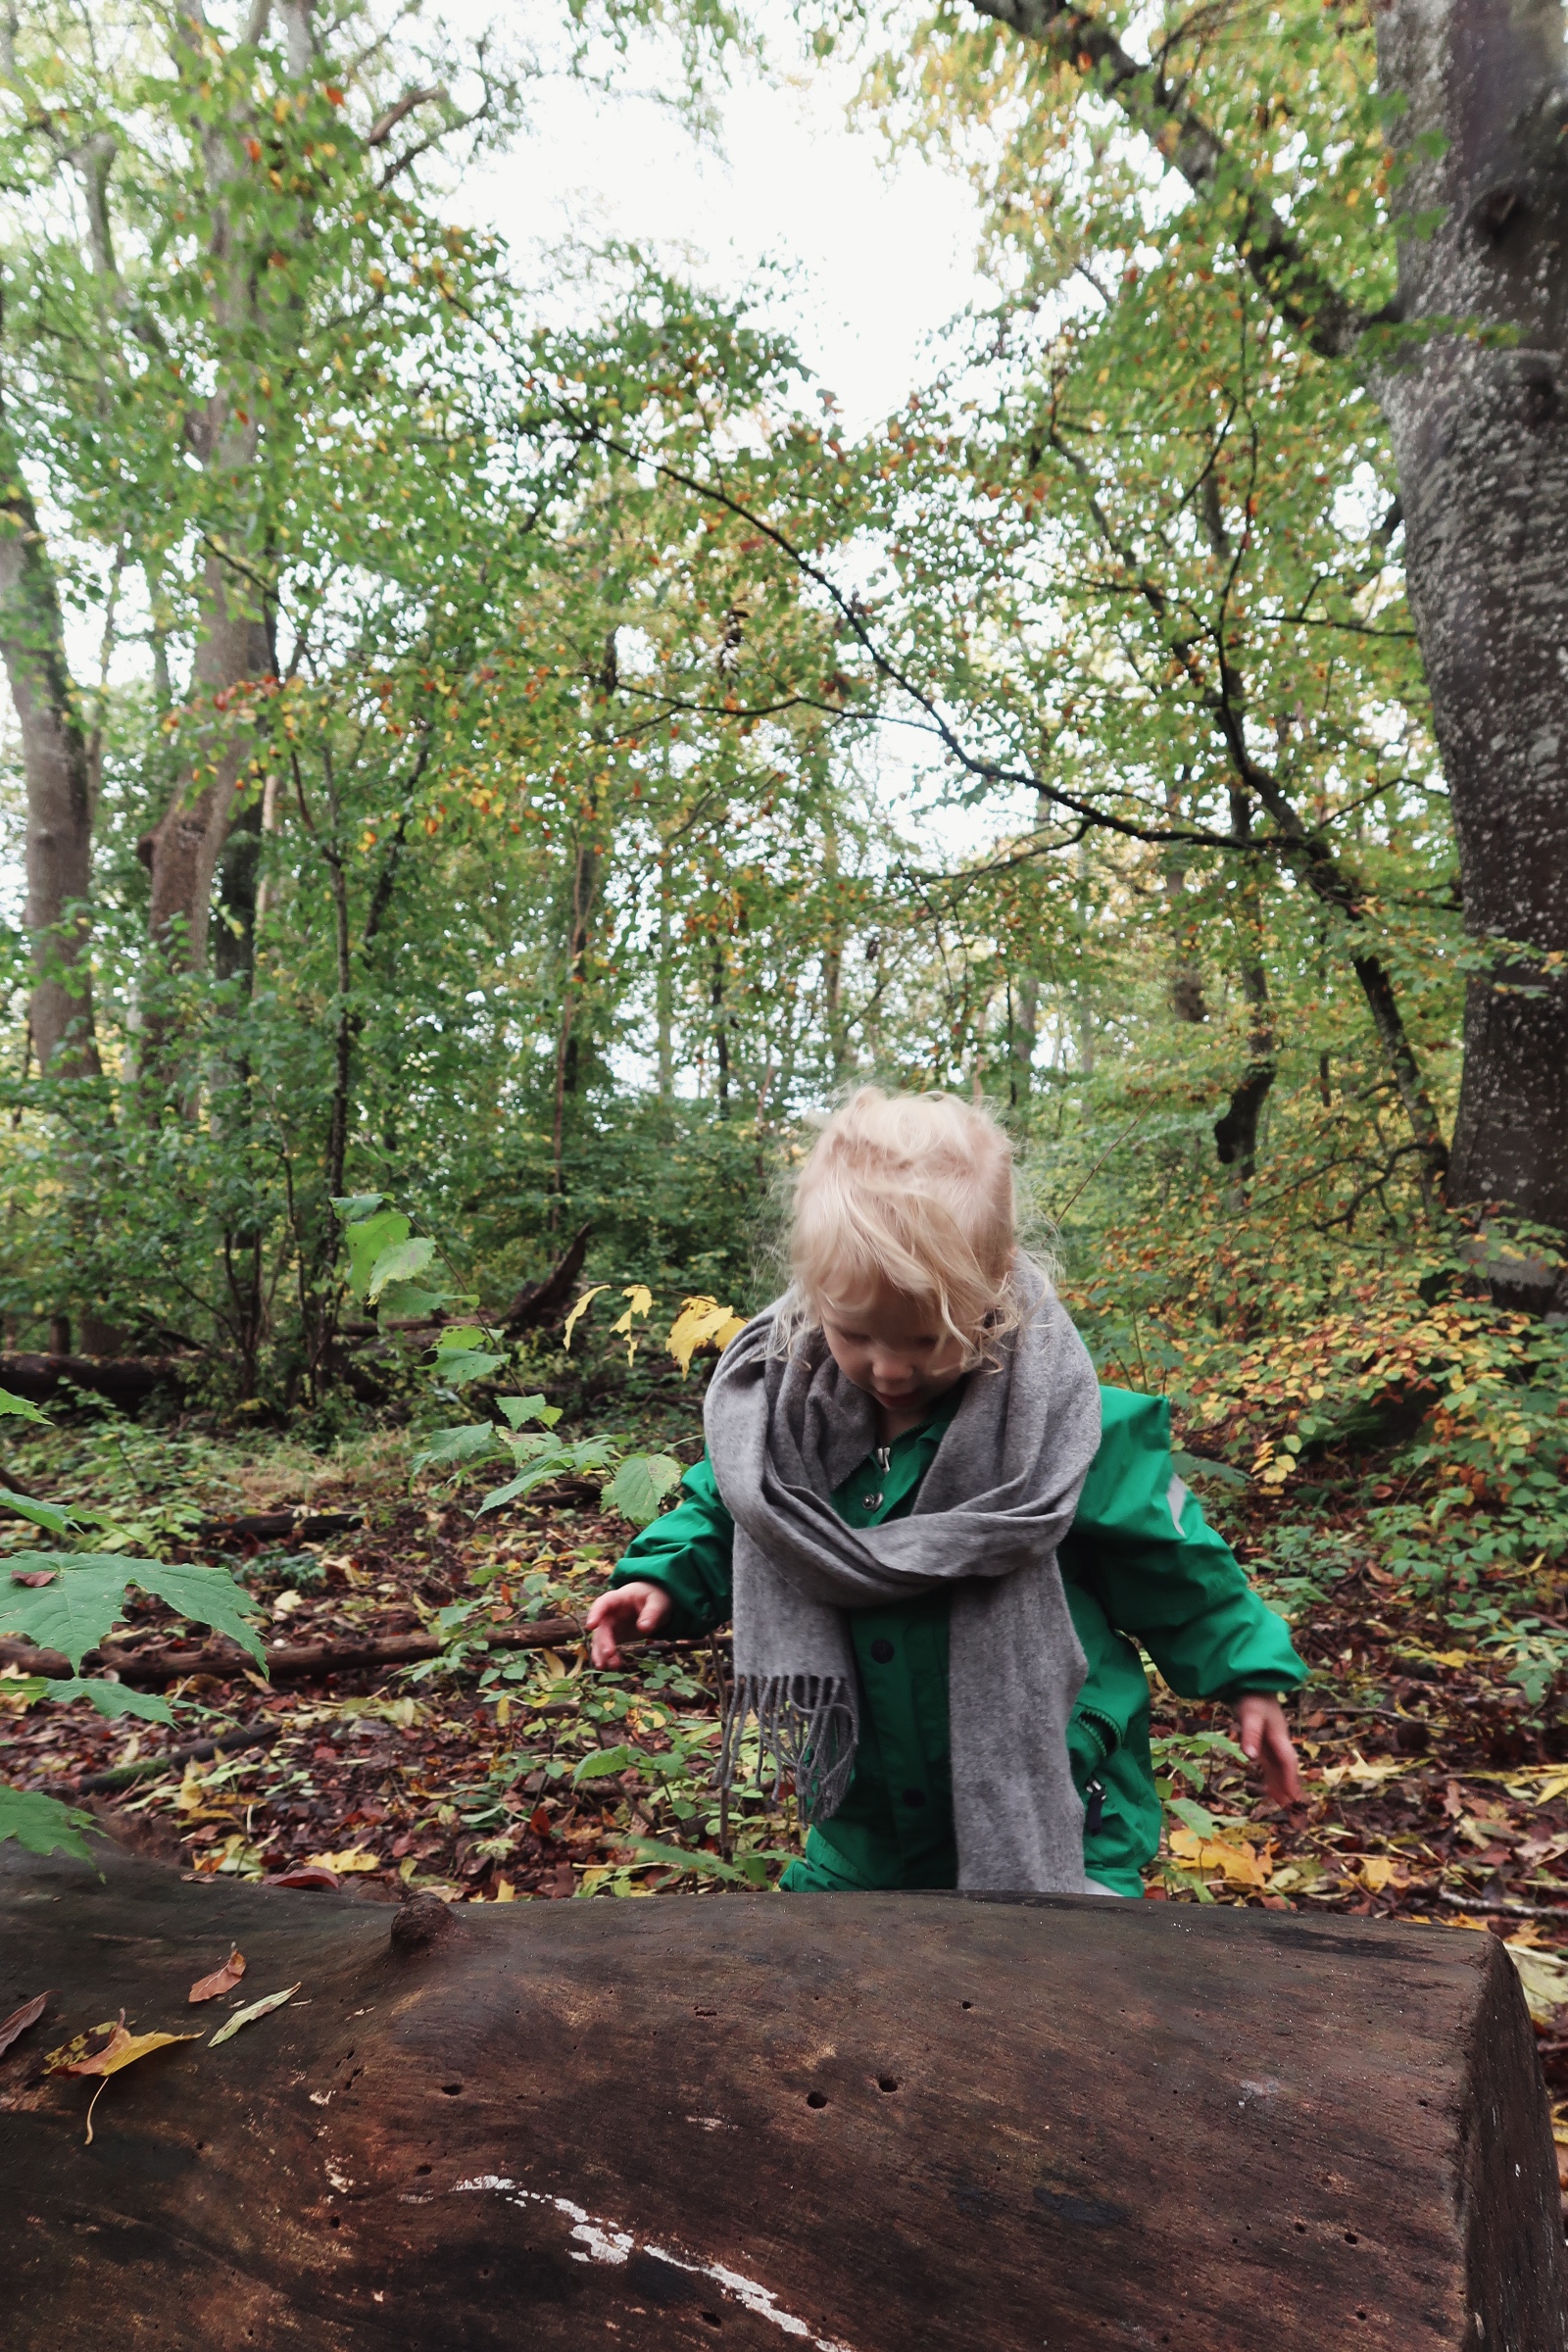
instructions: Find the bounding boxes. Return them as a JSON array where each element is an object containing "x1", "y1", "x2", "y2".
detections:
[{"x1": 1, "y1": 1843, "x2": 1563, "y2": 2351}]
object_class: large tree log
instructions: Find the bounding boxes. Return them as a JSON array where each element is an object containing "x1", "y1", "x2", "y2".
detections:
[
  {"x1": 0, "y1": 1613, "x2": 584, "y2": 1687},
  {"x1": 0, "y1": 1843, "x2": 1561, "y2": 2348}
]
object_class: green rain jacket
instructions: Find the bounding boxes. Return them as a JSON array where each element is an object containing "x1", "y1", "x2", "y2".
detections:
[{"x1": 610, "y1": 1383, "x2": 1305, "y2": 1894}]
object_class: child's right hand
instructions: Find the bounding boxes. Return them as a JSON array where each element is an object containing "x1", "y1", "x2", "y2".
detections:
[{"x1": 585, "y1": 1580, "x2": 674, "y2": 1667}]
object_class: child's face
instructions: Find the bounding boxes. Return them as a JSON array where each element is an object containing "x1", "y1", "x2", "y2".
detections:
[{"x1": 818, "y1": 1278, "x2": 969, "y2": 1421}]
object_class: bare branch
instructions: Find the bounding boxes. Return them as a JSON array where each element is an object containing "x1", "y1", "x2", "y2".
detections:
[{"x1": 368, "y1": 84, "x2": 446, "y2": 147}]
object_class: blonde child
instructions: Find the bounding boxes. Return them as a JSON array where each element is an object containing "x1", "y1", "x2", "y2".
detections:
[{"x1": 587, "y1": 1088, "x2": 1302, "y2": 1895}]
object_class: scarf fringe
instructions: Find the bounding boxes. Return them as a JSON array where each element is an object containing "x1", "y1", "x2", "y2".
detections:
[{"x1": 717, "y1": 1673, "x2": 858, "y2": 1826}]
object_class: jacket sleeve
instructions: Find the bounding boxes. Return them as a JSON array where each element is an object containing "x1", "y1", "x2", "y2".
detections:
[
  {"x1": 1062, "y1": 1387, "x2": 1307, "y2": 1703},
  {"x1": 608, "y1": 1452, "x2": 735, "y2": 1639}
]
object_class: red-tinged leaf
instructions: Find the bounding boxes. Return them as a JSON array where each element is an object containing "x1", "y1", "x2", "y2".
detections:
[
  {"x1": 11, "y1": 1569, "x2": 56, "y2": 1587},
  {"x1": 0, "y1": 1988, "x2": 52, "y2": 2056},
  {"x1": 264, "y1": 1866, "x2": 339, "y2": 1889},
  {"x1": 61, "y1": 2011, "x2": 203, "y2": 2144},
  {"x1": 189, "y1": 1948, "x2": 247, "y2": 2005}
]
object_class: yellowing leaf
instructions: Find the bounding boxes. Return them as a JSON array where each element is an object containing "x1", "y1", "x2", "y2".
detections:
[
  {"x1": 61, "y1": 2011, "x2": 203, "y2": 2143},
  {"x1": 493, "y1": 1879, "x2": 516, "y2": 1902},
  {"x1": 667, "y1": 1297, "x2": 746, "y2": 1376},
  {"x1": 1167, "y1": 1827, "x2": 1268, "y2": 1886},
  {"x1": 1318, "y1": 1752, "x2": 1415, "y2": 1790},
  {"x1": 208, "y1": 1983, "x2": 302, "y2": 2049},
  {"x1": 305, "y1": 1847, "x2": 379, "y2": 1873},
  {"x1": 563, "y1": 1286, "x2": 610, "y2": 1351},
  {"x1": 1505, "y1": 1945, "x2": 1568, "y2": 2026},
  {"x1": 1357, "y1": 1856, "x2": 1404, "y2": 1892},
  {"x1": 188, "y1": 1948, "x2": 246, "y2": 2004}
]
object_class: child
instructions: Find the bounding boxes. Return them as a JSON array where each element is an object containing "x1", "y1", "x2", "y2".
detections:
[{"x1": 587, "y1": 1088, "x2": 1304, "y2": 1894}]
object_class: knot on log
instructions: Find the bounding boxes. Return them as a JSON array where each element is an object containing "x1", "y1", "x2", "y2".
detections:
[{"x1": 390, "y1": 1891, "x2": 457, "y2": 1957}]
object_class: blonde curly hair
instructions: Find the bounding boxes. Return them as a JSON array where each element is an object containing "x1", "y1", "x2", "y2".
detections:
[{"x1": 774, "y1": 1087, "x2": 1040, "y2": 1366}]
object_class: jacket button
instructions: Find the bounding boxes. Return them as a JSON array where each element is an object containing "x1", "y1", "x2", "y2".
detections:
[
  {"x1": 862, "y1": 1491, "x2": 884, "y2": 1510},
  {"x1": 869, "y1": 1638, "x2": 895, "y2": 1664},
  {"x1": 902, "y1": 1788, "x2": 926, "y2": 1810}
]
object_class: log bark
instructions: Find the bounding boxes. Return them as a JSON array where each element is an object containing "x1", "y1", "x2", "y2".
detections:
[
  {"x1": 503, "y1": 1221, "x2": 594, "y2": 1335},
  {"x1": 0, "y1": 1352, "x2": 190, "y2": 1410},
  {"x1": 1, "y1": 1844, "x2": 1562, "y2": 2349},
  {"x1": 0, "y1": 1615, "x2": 585, "y2": 1688}
]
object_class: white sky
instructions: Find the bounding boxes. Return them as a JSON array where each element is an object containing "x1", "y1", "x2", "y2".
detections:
[{"x1": 460, "y1": 46, "x2": 992, "y2": 433}]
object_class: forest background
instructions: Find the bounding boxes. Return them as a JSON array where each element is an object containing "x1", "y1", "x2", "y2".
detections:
[{"x1": 2, "y1": 0, "x2": 1568, "y2": 2005}]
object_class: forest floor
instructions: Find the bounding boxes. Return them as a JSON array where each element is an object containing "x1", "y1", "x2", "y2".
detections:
[{"x1": 5, "y1": 1389, "x2": 1568, "y2": 2154}]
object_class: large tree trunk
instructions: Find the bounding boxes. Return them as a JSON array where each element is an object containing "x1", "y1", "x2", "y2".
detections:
[
  {"x1": 1375, "y1": 0, "x2": 1568, "y2": 1230},
  {"x1": 0, "y1": 455, "x2": 101, "y2": 1080},
  {"x1": 145, "y1": 551, "x2": 272, "y2": 977},
  {"x1": 1, "y1": 1845, "x2": 1562, "y2": 2349}
]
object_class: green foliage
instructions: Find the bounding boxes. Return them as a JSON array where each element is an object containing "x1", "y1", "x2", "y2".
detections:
[
  {"x1": 0, "y1": 1785, "x2": 97, "y2": 1864},
  {"x1": 0, "y1": 1553, "x2": 264, "y2": 1671}
]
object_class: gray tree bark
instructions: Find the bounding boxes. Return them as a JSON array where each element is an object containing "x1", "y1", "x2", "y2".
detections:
[
  {"x1": 972, "y1": 0, "x2": 1568, "y2": 1232},
  {"x1": 1374, "y1": 0, "x2": 1568, "y2": 1227},
  {"x1": 0, "y1": 455, "x2": 101, "y2": 1080}
]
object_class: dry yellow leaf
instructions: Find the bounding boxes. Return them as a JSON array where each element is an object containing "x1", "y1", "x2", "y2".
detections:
[
  {"x1": 493, "y1": 1879, "x2": 516, "y2": 1902},
  {"x1": 1168, "y1": 1828, "x2": 1268, "y2": 1886},
  {"x1": 1357, "y1": 1856, "x2": 1404, "y2": 1892},
  {"x1": 61, "y1": 2012, "x2": 203, "y2": 2143},
  {"x1": 563, "y1": 1285, "x2": 610, "y2": 1350},
  {"x1": 305, "y1": 1847, "x2": 379, "y2": 1873},
  {"x1": 666, "y1": 1297, "x2": 746, "y2": 1376}
]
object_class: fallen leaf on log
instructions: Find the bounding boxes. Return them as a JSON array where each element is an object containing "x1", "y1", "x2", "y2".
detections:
[
  {"x1": 188, "y1": 1949, "x2": 246, "y2": 2004},
  {"x1": 208, "y1": 1984, "x2": 301, "y2": 2048},
  {"x1": 60, "y1": 2011, "x2": 202, "y2": 2142},
  {"x1": 265, "y1": 1867, "x2": 340, "y2": 1890},
  {"x1": 0, "y1": 1988, "x2": 51, "y2": 2056},
  {"x1": 11, "y1": 1570, "x2": 56, "y2": 1588}
]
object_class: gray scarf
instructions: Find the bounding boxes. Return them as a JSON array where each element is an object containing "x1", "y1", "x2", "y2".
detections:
[{"x1": 703, "y1": 1262, "x2": 1102, "y2": 1893}]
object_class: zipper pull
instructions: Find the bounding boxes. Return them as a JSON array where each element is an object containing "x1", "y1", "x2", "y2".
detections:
[
  {"x1": 875, "y1": 1445, "x2": 892, "y2": 1471},
  {"x1": 1085, "y1": 1780, "x2": 1105, "y2": 1838}
]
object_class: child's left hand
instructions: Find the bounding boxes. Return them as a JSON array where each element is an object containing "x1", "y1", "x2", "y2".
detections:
[{"x1": 1234, "y1": 1694, "x2": 1302, "y2": 1806}]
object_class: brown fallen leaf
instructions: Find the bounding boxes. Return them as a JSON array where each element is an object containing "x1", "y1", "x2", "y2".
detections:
[
  {"x1": 0, "y1": 1989, "x2": 52, "y2": 2057},
  {"x1": 62, "y1": 2010, "x2": 203, "y2": 2143},
  {"x1": 11, "y1": 1569, "x2": 56, "y2": 1587},
  {"x1": 188, "y1": 1948, "x2": 247, "y2": 2005}
]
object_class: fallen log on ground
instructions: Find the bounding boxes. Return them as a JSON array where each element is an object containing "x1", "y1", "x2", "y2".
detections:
[
  {"x1": 0, "y1": 1842, "x2": 1560, "y2": 2349},
  {"x1": 0, "y1": 1614, "x2": 586, "y2": 1686},
  {"x1": 0, "y1": 1350, "x2": 192, "y2": 1410}
]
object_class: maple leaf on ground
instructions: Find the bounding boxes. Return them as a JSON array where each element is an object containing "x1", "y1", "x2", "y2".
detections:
[
  {"x1": 61, "y1": 2011, "x2": 202, "y2": 2143},
  {"x1": 188, "y1": 1949, "x2": 247, "y2": 2004}
]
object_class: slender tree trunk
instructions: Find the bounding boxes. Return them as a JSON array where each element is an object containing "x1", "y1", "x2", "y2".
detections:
[
  {"x1": 1009, "y1": 971, "x2": 1039, "y2": 1106},
  {"x1": 0, "y1": 457, "x2": 101, "y2": 1079},
  {"x1": 1211, "y1": 788, "x2": 1275, "y2": 1192},
  {"x1": 1374, "y1": 0, "x2": 1568, "y2": 1228},
  {"x1": 656, "y1": 844, "x2": 674, "y2": 1103}
]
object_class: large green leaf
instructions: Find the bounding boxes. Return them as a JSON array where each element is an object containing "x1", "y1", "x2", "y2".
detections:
[
  {"x1": 344, "y1": 1209, "x2": 409, "y2": 1299},
  {"x1": 43, "y1": 1678, "x2": 174, "y2": 1725},
  {"x1": 0, "y1": 1555, "x2": 264, "y2": 1669},
  {"x1": 0, "y1": 1387, "x2": 50, "y2": 1425},
  {"x1": 0, "y1": 1784, "x2": 96, "y2": 1862},
  {"x1": 410, "y1": 1423, "x2": 500, "y2": 1476},
  {"x1": 496, "y1": 1394, "x2": 561, "y2": 1431},
  {"x1": 602, "y1": 1453, "x2": 684, "y2": 1529},
  {"x1": 0, "y1": 1489, "x2": 76, "y2": 1536},
  {"x1": 431, "y1": 1348, "x2": 507, "y2": 1387},
  {"x1": 366, "y1": 1235, "x2": 437, "y2": 1301}
]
